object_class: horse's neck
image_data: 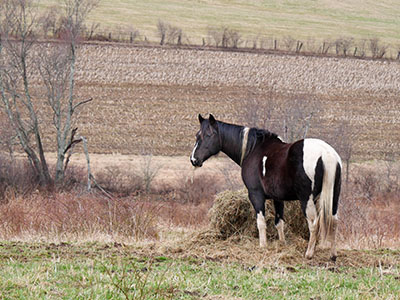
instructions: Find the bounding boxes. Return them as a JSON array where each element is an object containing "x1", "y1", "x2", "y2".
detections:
[{"x1": 218, "y1": 122, "x2": 246, "y2": 166}]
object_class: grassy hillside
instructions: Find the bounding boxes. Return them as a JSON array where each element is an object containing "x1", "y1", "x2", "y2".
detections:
[{"x1": 40, "y1": 0, "x2": 400, "y2": 46}]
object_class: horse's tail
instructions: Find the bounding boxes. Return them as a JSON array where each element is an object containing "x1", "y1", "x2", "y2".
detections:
[{"x1": 318, "y1": 151, "x2": 340, "y2": 243}]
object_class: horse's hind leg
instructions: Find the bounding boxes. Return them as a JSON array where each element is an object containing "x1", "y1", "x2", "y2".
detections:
[
  {"x1": 301, "y1": 195, "x2": 318, "y2": 259},
  {"x1": 273, "y1": 200, "x2": 286, "y2": 243},
  {"x1": 328, "y1": 215, "x2": 338, "y2": 261}
]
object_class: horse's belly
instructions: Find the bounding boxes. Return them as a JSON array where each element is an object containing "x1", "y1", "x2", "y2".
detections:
[{"x1": 261, "y1": 177, "x2": 297, "y2": 200}]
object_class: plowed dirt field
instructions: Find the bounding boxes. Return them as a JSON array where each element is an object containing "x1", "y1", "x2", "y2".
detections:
[{"x1": 35, "y1": 43, "x2": 400, "y2": 160}]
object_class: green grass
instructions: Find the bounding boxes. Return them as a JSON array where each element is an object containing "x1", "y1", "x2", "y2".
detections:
[
  {"x1": 1, "y1": 242, "x2": 399, "y2": 299},
  {"x1": 39, "y1": 0, "x2": 400, "y2": 45}
]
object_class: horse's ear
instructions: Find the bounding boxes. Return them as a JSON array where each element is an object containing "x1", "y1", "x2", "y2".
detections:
[
  {"x1": 209, "y1": 114, "x2": 216, "y2": 126},
  {"x1": 198, "y1": 114, "x2": 205, "y2": 124}
]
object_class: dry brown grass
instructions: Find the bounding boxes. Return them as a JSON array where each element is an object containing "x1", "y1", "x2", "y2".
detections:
[
  {"x1": 2, "y1": 152, "x2": 398, "y2": 254},
  {"x1": 0, "y1": 158, "x2": 398, "y2": 270},
  {"x1": 0, "y1": 156, "x2": 222, "y2": 241},
  {"x1": 163, "y1": 232, "x2": 400, "y2": 268},
  {"x1": 0, "y1": 188, "x2": 216, "y2": 242},
  {"x1": 338, "y1": 165, "x2": 400, "y2": 249},
  {"x1": 0, "y1": 191, "x2": 160, "y2": 242}
]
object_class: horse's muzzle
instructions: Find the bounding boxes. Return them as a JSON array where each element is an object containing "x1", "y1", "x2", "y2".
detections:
[{"x1": 190, "y1": 158, "x2": 203, "y2": 167}]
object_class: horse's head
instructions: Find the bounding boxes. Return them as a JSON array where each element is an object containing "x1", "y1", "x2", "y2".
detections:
[{"x1": 190, "y1": 114, "x2": 221, "y2": 167}]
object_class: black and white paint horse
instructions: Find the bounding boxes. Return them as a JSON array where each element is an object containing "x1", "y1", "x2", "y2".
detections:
[{"x1": 190, "y1": 114, "x2": 342, "y2": 260}]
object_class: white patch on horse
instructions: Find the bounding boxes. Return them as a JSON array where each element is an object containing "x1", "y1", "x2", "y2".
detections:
[
  {"x1": 240, "y1": 127, "x2": 250, "y2": 166},
  {"x1": 303, "y1": 139, "x2": 342, "y2": 190},
  {"x1": 262, "y1": 156, "x2": 268, "y2": 176},
  {"x1": 305, "y1": 195, "x2": 318, "y2": 259},
  {"x1": 190, "y1": 141, "x2": 199, "y2": 164},
  {"x1": 256, "y1": 211, "x2": 267, "y2": 247},
  {"x1": 305, "y1": 196, "x2": 317, "y2": 224},
  {"x1": 275, "y1": 218, "x2": 285, "y2": 242}
]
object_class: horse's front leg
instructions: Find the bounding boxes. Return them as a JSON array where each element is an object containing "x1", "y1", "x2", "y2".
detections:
[
  {"x1": 273, "y1": 200, "x2": 286, "y2": 243},
  {"x1": 248, "y1": 189, "x2": 267, "y2": 247}
]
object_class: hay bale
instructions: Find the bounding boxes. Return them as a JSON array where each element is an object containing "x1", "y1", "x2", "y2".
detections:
[{"x1": 208, "y1": 189, "x2": 309, "y2": 241}]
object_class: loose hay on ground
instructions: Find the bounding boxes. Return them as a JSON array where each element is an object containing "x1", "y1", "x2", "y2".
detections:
[
  {"x1": 207, "y1": 189, "x2": 309, "y2": 242},
  {"x1": 168, "y1": 190, "x2": 400, "y2": 267},
  {"x1": 177, "y1": 189, "x2": 312, "y2": 265}
]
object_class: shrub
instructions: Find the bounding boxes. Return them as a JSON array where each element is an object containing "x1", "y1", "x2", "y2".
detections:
[
  {"x1": 338, "y1": 165, "x2": 400, "y2": 248},
  {"x1": 0, "y1": 155, "x2": 39, "y2": 200},
  {"x1": 173, "y1": 173, "x2": 221, "y2": 205},
  {"x1": 95, "y1": 166, "x2": 143, "y2": 196}
]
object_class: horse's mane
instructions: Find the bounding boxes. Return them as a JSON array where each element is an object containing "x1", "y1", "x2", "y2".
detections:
[
  {"x1": 246, "y1": 127, "x2": 280, "y2": 156},
  {"x1": 216, "y1": 120, "x2": 281, "y2": 163},
  {"x1": 217, "y1": 121, "x2": 244, "y2": 143}
]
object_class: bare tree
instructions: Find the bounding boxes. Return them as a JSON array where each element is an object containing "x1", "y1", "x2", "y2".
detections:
[
  {"x1": 240, "y1": 90, "x2": 320, "y2": 143},
  {"x1": 321, "y1": 39, "x2": 333, "y2": 55},
  {"x1": 281, "y1": 96, "x2": 319, "y2": 142},
  {"x1": 354, "y1": 39, "x2": 367, "y2": 58},
  {"x1": 166, "y1": 25, "x2": 181, "y2": 45},
  {"x1": 0, "y1": 0, "x2": 98, "y2": 186},
  {"x1": 38, "y1": 5, "x2": 59, "y2": 37},
  {"x1": 157, "y1": 19, "x2": 167, "y2": 45},
  {"x1": 369, "y1": 37, "x2": 388, "y2": 59},
  {"x1": 0, "y1": 111, "x2": 15, "y2": 159},
  {"x1": 207, "y1": 27, "x2": 242, "y2": 48},
  {"x1": 303, "y1": 38, "x2": 318, "y2": 53},
  {"x1": 335, "y1": 37, "x2": 353, "y2": 57},
  {"x1": 250, "y1": 35, "x2": 259, "y2": 49},
  {"x1": 140, "y1": 154, "x2": 160, "y2": 193},
  {"x1": 329, "y1": 120, "x2": 355, "y2": 184},
  {"x1": 127, "y1": 26, "x2": 140, "y2": 43},
  {"x1": 156, "y1": 20, "x2": 184, "y2": 46},
  {"x1": 86, "y1": 22, "x2": 100, "y2": 40},
  {"x1": 283, "y1": 36, "x2": 296, "y2": 52},
  {"x1": 226, "y1": 28, "x2": 241, "y2": 48},
  {"x1": 0, "y1": 0, "x2": 52, "y2": 185},
  {"x1": 44, "y1": 0, "x2": 99, "y2": 183},
  {"x1": 342, "y1": 38, "x2": 354, "y2": 57},
  {"x1": 207, "y1": 27, "x2": 223, "y2": 47}
]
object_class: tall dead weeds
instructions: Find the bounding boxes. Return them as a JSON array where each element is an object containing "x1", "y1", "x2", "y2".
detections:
[
  {"x1": 0, "y1": 191, "x2": 159, "y2": 241},
  {"x1": 338, "y1": 164, "x2": 400, "y2": 249}
]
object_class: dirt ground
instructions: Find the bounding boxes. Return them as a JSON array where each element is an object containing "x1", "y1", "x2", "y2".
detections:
[{"x1": 44, "y1": 152, "x2": 242, "y2": 188}]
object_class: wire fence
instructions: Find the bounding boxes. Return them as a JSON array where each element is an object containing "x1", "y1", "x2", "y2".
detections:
[{"x1": 80, "y1": 27, "x2": 400, "y2": 60}]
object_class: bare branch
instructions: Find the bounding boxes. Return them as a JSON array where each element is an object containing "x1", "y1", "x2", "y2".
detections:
[
  {"x1": 72, "y1": 97, "x2": 92, "y2": 112},
  {"x1": 63, "y1": 127, "x2": 80, "y2": 154}
]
